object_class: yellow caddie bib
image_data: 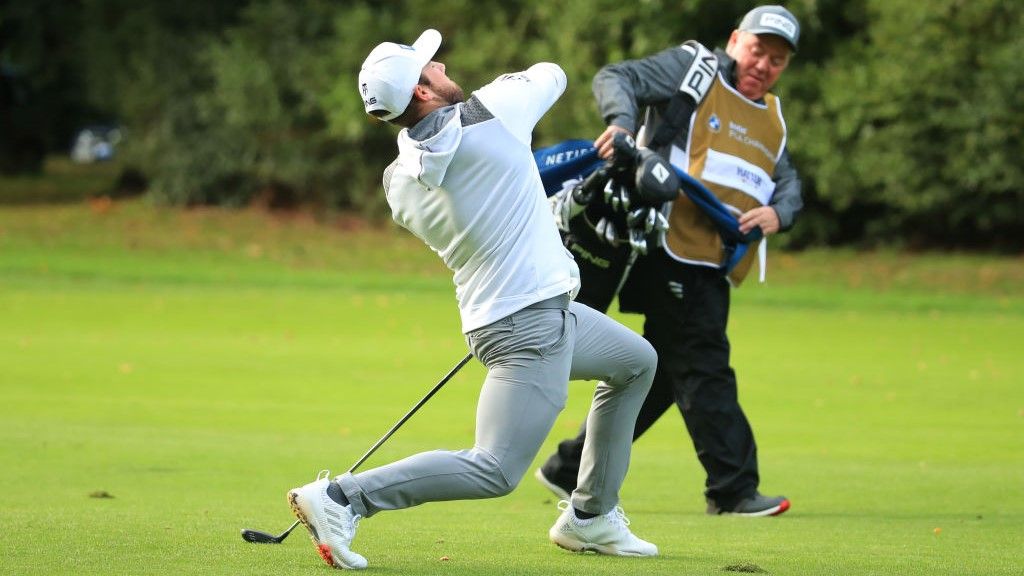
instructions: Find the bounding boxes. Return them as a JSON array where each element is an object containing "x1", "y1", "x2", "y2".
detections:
[{"x1": 664, "y1": 72, "x2": 786, "y2": 285}]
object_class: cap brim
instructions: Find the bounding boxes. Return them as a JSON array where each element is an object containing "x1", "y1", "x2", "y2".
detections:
[
  {"x1": 746, "y1": 28, "x2": 797, "y2": 52},
  {"x1": 412, "y1": 29, "x2": 442, "y2": 65}
]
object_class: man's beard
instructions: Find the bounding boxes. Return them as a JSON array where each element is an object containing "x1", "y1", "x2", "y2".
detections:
[{"x1": 435, "y1": 81, "x2": 465, "y2": 106}]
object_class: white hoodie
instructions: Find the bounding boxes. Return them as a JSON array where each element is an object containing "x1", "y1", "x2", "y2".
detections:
[{"x1": 384, "y1": 63, "x2": 580, "y2": 333}]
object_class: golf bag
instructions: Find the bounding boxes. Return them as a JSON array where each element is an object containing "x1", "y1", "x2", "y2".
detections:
[{"x1": 534, "y1": 134, "x2": 762, "y2": 313}]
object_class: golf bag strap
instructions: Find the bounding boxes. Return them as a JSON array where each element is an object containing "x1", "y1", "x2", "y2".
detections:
[
  {"x1": 673, "y1": 166, "x2": 763, "y2": 275},
  {"x1": 533, "y1": 139, "x2": 602, "y2": 197},
  {"x1": 647, "y1": 41, "x2": 718, "y2": 150}
]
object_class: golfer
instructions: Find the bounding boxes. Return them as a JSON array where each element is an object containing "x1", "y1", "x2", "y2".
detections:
[{"x1": 286, "y1": 29, "x2": 659, "y2": 569}]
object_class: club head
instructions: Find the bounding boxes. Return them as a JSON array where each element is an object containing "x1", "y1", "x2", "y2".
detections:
[{"x1": 241, "y1": 528, "x2": 284, "y2": 544}]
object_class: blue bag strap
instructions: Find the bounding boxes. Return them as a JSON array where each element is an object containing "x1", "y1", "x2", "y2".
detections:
[
  {"x1": 533, "y1": 139, "x2": 603, "y2": 197},
  {"x1": 673, "y1": 166, "x2": 761, "y2": 273}
]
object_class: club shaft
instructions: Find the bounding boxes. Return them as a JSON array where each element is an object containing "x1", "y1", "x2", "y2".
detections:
[
  {"x1": 281, "y1": 520, "x2": 300, "y2": 538},
  {"x1": 346, "y1": 352, "x2": 473, "y2": 473},
  {"x1": 244, "y1": 351, "x2": 472, "y2": 544}
]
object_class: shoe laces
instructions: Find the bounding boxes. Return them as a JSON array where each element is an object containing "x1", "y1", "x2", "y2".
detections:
[
  {"x1": 560, "y1": 500, "x2": 633, "y2": 533},
  {"x1": 316, "y1": 469, "x2": 362, "y2": 537},
  {"x1": 605, "y1": 506, "x2": 632, "y2": 533},
  {"x1": 344, "y1": 513, "x2": 363, "y2": 538}
]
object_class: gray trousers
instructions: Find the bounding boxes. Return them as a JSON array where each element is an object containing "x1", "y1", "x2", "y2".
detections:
[{"x1": 336, "y1": 297, "x2": 656, "y2": 517}]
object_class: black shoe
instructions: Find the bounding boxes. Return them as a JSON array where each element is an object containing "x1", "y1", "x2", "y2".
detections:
[
  {"x1": 534, "y1": 468, "x2": 573, "y2": 500},
  {"x1": 707, "y1": 492, "x2": 790, "y2": 517}
]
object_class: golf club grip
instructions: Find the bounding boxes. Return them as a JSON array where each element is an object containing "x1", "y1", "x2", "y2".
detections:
[{"x1": 346, "y1": 351, "x2": 474, "y2": 474}]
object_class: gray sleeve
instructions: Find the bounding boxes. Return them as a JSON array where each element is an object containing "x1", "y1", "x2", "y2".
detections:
[
  {"x1": 592, "y1": 46, "x2": 694, "y2": 132},
  {"x1": 382, "y1": 158, "x2": 399, "y2": 194},
  {"x1": 770, "y1": 149, "x2": 802, "y2": 232}
]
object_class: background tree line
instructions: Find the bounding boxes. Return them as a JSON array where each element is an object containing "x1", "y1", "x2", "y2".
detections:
[{"x1": 1, "y1": 0, "x2": 1021, "y2": 250}]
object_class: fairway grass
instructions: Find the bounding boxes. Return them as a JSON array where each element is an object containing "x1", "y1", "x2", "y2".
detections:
[{"x1": 1, "y1": 202, "x2": 1021, "y2": 575}]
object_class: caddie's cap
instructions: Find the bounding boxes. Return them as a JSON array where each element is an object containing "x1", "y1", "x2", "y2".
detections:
[
  {"x1": 738, "y1": 5, "x2": 800, "y2": 52},
  {"x1": 358, "y1": 29, "x2": 442, "y2": 121}
]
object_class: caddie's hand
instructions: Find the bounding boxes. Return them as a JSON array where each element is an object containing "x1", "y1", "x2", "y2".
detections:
[
  {"x1": 739, "y1": 206, "x2": 780, "y2": 235},
  {"x1": 594, "y1": 126, "x2": 634, "y2": 160}
]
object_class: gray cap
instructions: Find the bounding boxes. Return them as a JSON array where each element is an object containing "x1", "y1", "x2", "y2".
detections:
[{"x1": 738, "y1": 5, "x2": 800, "y2": 52}]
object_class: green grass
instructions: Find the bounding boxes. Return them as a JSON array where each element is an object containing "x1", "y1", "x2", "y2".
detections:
[{"x1": 1, "y1": 201, "x2": 1022, "y2": 575}]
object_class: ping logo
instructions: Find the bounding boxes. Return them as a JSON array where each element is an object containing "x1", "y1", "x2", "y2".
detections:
[
  {"x1": 685, "y1": 53, "x2": 716, "y2": 93},
  {"x1": 361, "y1": 82, "x2": 377, "y2": 107},
  {"x1": 678, "y1": 42, "x2": 717, "y2": 103},
  {"x1": 652, "y1": 163, "x2": 671, "y2": 184},
  {"x1": 759, "y1": 13, "x2": 796, "y2": 37}
]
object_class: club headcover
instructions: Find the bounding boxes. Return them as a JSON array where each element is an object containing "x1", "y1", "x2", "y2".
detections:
[{"x1": 635, "y1": 148, "x2": 680, "y2": 205}]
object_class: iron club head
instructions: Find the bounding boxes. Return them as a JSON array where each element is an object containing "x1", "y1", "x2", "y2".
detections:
[{"x1": 240, "y1": 528, "x2": 286, "y2": 544}]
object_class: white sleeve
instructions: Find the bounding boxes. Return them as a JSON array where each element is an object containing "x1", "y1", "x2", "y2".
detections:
[{"x1": 472, "y1": 62, "x2": 567, "y2": 146}]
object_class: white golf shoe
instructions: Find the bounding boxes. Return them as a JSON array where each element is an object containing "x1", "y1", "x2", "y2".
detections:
[
  {"x1": 549, "y1": 500, "x2": 658, "y2": 556},
  {"x1": 287, "y1": 470, "x2": 367, "y2": 570}
]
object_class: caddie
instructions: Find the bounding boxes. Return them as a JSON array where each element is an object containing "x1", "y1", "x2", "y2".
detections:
[{"x1": 537, "y1": 5, "x2": 804, "y2": 517}]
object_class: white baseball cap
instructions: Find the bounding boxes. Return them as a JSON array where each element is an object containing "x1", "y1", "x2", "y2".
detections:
[{"x1": 358, "y1": 29, "x2": 442, "y2": 121}]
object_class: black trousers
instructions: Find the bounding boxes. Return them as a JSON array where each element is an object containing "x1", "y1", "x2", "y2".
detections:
[{"x1": 542, "y1": 248, "x2": 759, "y2": 508}]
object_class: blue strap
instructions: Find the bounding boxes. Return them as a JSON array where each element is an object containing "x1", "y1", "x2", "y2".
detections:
[
  {"x1": 673, "y1": 167, "x2": 762, "y2": 245},
  {"x1": 673, "y1": 167, "x2": 762, "y2": 273},
  {"x1": 533, "y1": 139, "x2": 603, "y2": 197}
]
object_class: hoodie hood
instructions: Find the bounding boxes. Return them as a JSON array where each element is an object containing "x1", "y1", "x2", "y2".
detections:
[{"x1": 396, "y1": 104, "x2": 462, "y2": 188}]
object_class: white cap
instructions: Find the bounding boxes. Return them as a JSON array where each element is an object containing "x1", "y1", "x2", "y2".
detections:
[{"x1": 358, "y1": 29, "x2": 442, "y2": 121}]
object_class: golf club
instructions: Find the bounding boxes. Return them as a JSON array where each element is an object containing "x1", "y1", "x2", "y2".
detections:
[{"x1": 240, "y1": 351, "x2": 474, "y2": 544}]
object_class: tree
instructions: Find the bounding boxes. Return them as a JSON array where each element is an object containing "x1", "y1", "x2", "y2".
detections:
[
  {"x1": 785, "y1": 0, "x2": 1024, "y2": 250},
  {"x1": 10, "y1": 0, "x2": 1016, "y2": 250}
]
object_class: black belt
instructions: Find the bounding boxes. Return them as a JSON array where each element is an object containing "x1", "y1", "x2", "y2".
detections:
[{"x1": 524, "y1": 293, "x2": 570, "y2": 310}]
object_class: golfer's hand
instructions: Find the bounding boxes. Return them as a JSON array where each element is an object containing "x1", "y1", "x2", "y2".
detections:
[
  {"x1": 739, "y1": 206, "x2": 780, "y2": 235},
  {"x1": 549, "y1": 185, "x2": 583, "y2": 232},
  {"x1": 594, "y1": 126, "x2": 634, "y2": 160}
]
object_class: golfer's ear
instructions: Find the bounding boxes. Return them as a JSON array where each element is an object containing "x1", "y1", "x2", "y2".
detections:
[{"x1": 411, "y1": 83, "x2": 433, "y2": 104}]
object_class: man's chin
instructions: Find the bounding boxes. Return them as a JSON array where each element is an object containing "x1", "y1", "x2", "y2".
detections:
[{"x1": 738, "y1": 80, "x2": 766, "y2": 100}]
